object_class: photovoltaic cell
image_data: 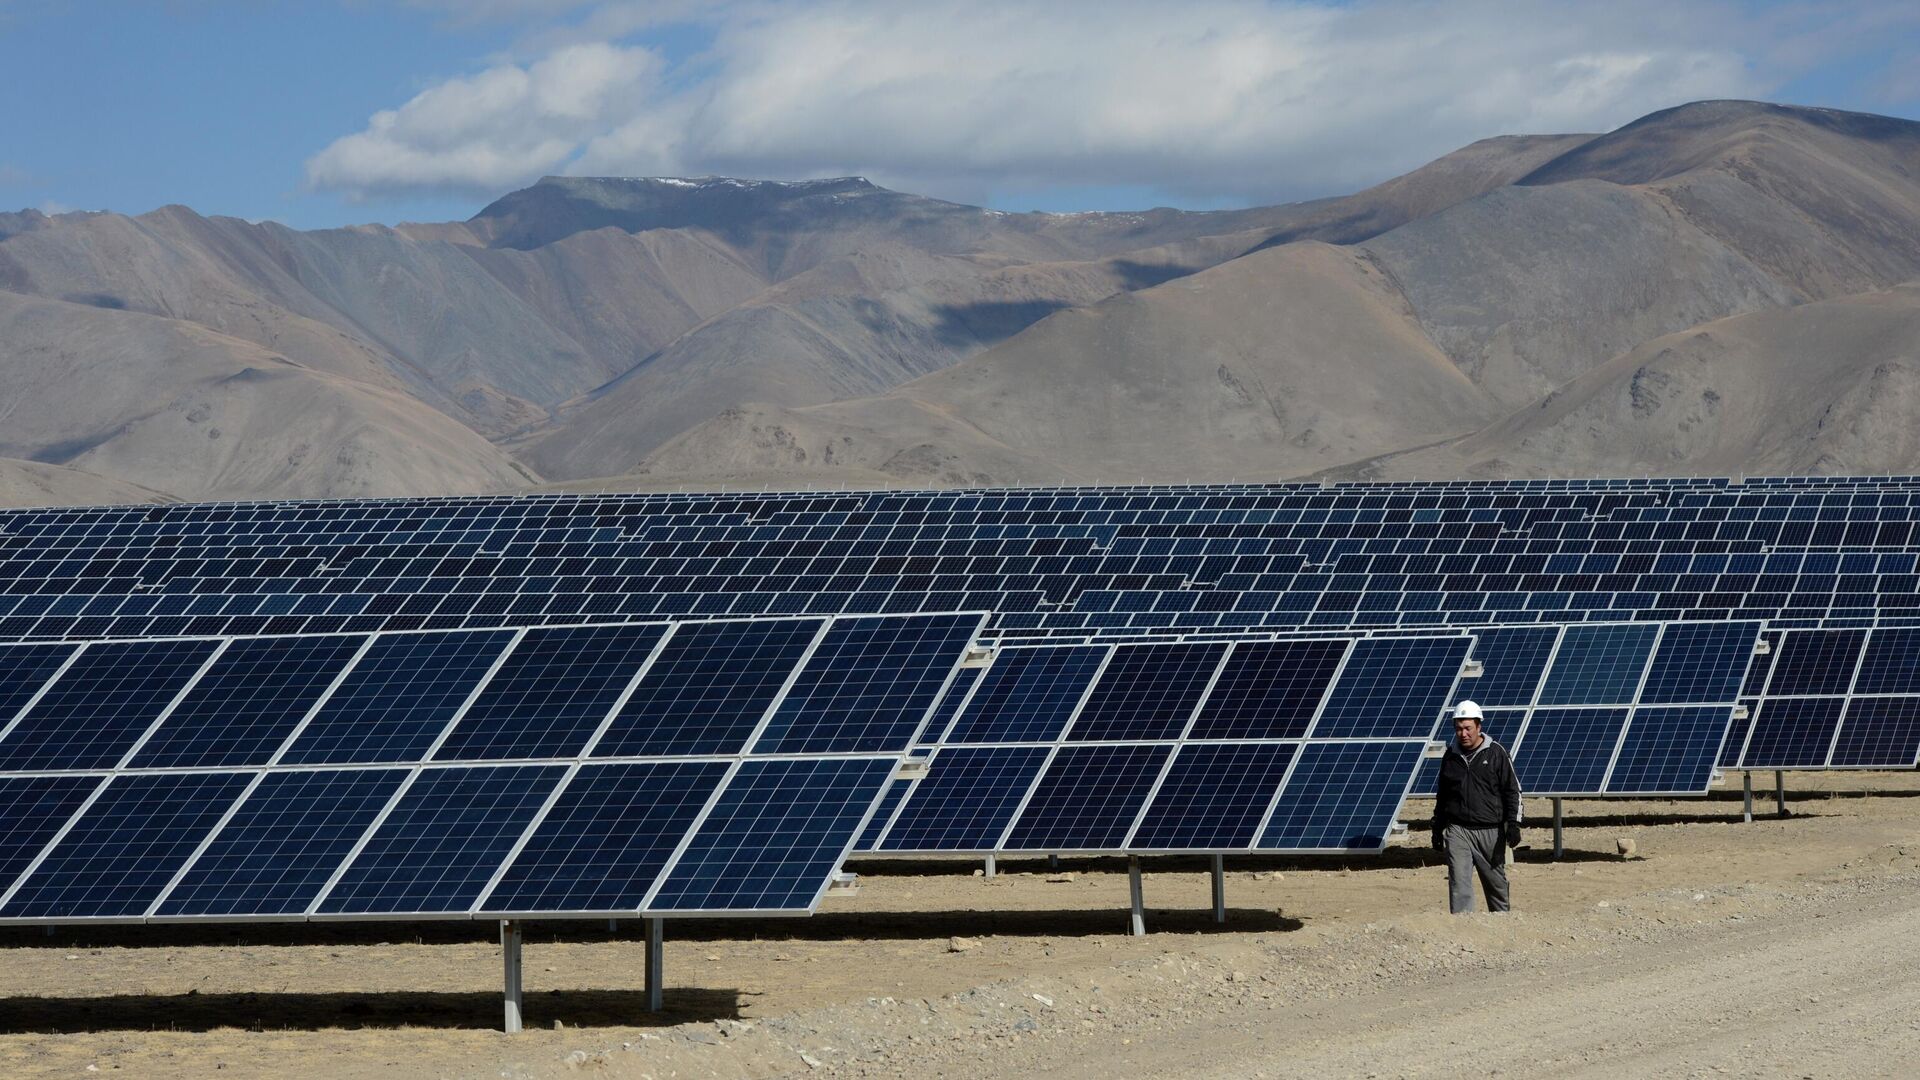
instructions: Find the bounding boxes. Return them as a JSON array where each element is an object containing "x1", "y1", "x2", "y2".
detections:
[
  {"x1": 1607, "y1": 706, "x2": 1733, "y2": 793},
  {"x1": 1310, "y1": 637, "x2": 1472, "y2": 739},
  {"x1": 1764, "y1": 629, "x2": 1865, "y2": 697},
  {"x1": 1186, "y1": 640, "x2": 1345, "y2": 740},
  {"x1": 1637, "y1": 622, "x2": 1758, "y2": 705},
  {"x1": 648, "y1": 757, "x2": 897, "y2": 912},
  {"x1": 1536, "y1": 625, "x2": 1658, "y2": 706},
  {"x1": 1001, "y1": 744, "x2": 1171, "y2": 850},
  {"x1": 157, "y1": 768, "x2": 408, "y2": 916},
  {"x1": 1, "y1": 771, "x2": 252, "y2": 919},
  {"x1": 594, "y1": 619, "x2": 823, "y2": 757},
  {"x1": 1852, "y1": 628, "x2": 1920, "y2": 695},
  {"x1": 1831, "y1": 698, "x2": 1920, "y2": 767},
  {"x1": 0, "y1": 775, "x2": 101, "y2": 894},
  {"x1": 128, "y1": 635, "x2": 368, "y2": 769},
  {"x1": 1258, "y1": 742, "x2": 1423, "y2": 851},
  {"x1": 877, "y1": 746, "x2": 1051, "y2": 851},
  {"x1": 1130, "y1": 742, "x2": 1298, "y2": 849},
  {"x1": 943, "y1": 647, "x2": 1106, "y2": 744},
  {"x1": 1512, "y1": 708, "x2": 1629, "y2": 794},
  {"x1": 749, "y1": 614, "x2": 981, "y2": 754},
  {"x1": 484, "y1": 761, "x2": 730, "y2": 913},
  {"x1": 1064, "y1": 643, "x2": 1226, "y2": 742},
  {"x1": 0, "y1": 639, "x2": 221, "y2": 771},
  {"x1": 1741, "y1": 698, "x2": 1845, "y2": 768},
  {"x1": 435, "y1": 625, "x2": 668, "y2": 761},
  {"x1": 317, "y1": 765, "x2": 566, "y2": 914},
  {"x1": 279, "y1": 630, "x2": 516, "y2": 765}
]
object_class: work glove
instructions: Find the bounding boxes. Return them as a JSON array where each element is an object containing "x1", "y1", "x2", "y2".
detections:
[
  {"x1": 1504, "y1": 822, "x2": 1522, "y2": 849},
  {"x1": 1431, "y1": 829, "x2": 1445, "y2": 851}
]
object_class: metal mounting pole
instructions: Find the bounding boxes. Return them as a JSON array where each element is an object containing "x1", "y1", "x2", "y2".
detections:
[
  {"x1": 1128, "y1": 856, "x2": 1146, "y2": 937},
  {"x1": 1743, "y1": 771, "x2": 1754, "y2": 823},
  {"x1": 983, "y1": 853, "x2": 997, "y2": 879},
  {"x1": 1775, "y1": 770, "x2": 1787, "y2": 817},
  {"x1": 1551, "y1": 797, "x2": 1564, "y2": 859},
  {"x1": 1048, "y1": 853, "x2": 1061, "y2": 871},
  {"x1": 645, "y1": 917, "x2": 664, "y2": 1012},
  {"x1": 501, "y1": 920, "x2": 523, "y2": 1034},
  {"x1": 607, "y1": 918, "x2": 618, "y2": 933},
  {"x1": 1210, "y1": 854, "x2": 1226, "y2": 924}
]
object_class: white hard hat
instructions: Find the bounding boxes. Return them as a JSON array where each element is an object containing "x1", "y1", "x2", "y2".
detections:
[{"x1": 1453, "y1": 700, "x2": 1483, "y2": 721}]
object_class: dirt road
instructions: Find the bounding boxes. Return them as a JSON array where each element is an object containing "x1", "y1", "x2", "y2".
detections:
[{"x1": 2, "y1": 772, "x2": 1916, "y2": 1078}]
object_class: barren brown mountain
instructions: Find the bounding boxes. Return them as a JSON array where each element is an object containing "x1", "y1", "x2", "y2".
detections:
[{"x1": 3, "y1": 100, "x2": 1917, "y2": 503}]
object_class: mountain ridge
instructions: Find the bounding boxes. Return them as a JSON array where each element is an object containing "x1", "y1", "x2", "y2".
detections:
[{"x1": 3, "y1": 99, "x2": 1918, "y2": 504}]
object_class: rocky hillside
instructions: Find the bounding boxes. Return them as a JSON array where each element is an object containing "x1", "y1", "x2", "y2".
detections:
[{"x1": 3, "y1": 100, "x2": 1917, "y2": 503}]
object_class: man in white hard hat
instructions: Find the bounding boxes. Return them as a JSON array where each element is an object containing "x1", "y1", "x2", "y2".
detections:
[{"x1": 1431, "y1": 700, "x2": 1522, "y2": 913}]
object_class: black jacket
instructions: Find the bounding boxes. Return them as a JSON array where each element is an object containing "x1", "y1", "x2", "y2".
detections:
[{"x1": 1434, "y1": 737, "x2": 1522, "y2": 833}]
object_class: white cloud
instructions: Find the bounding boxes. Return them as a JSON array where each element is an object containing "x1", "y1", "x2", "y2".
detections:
[
  {"x1": 310, "y1": 0, "x2": 1851, "y2": 206},
  {"x1": 305, "y1": 41, "x2": 660, "y2": 197}
]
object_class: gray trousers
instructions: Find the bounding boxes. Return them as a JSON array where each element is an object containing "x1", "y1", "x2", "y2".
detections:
[{"x1": 1445, "y1": 823, "x2": 1510, "y2": 913}]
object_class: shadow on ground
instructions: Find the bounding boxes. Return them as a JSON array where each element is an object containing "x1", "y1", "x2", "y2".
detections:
[{"x1": 0, "y1": 987, "x2": 741, "y2": 1033}]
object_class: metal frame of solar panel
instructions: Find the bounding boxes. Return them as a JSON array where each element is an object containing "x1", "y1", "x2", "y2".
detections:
[
  {"x1": 0, "y1": 610, "x2": 988, "y2": 927},
  {"x1": 1728, "y1": 625, "x2": 1920, "y2": 771},
  {"x1": 857, "y1": 631, "x2": 1476, "y2": 856}
]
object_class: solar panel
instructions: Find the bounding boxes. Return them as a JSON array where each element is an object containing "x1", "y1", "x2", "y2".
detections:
[
  {"x1": 434, "y1": 624, "x2": 670, "y2": 761},
  {"x1": 594, "y1": 619, "x2": 823, "y2": 756},
  {"x1": 863, "y1": 631, "x2": 1473, "y2": 855},
  {"x1": 1734, "y1": 626, "x2": 1920, "y2": 769},
  {"x1": 1406, "y1": 621, "x2": 1759, "y2": 797},
  {"x1": 645, "y1": 757, "x2": 900, "y2": 913},
  {"x1": 1258, "y1": 742, "x2": 1427, "y2": 850},
  {"x1": 943, "y1": 646, "x2": 1105, "y2": 744},
  {"x1": 0, "y1": 611, "x2": 986, "y2": 924},
  {"x1": 1064, "y1": 643, "x2": 1227, "y2": 742},
  {"x1": 747, "y1": 613, "x2": 983, "y2": 754},
  {"x1": 279, "y1": 630, "x2": 517, "y2": 765},
  {"x1": 15, "y1": 477, "x2": 1920, "y2": 648},
  {"x1": 0, "y1": 639, "x2": 222, "y2": 771},
  {"x1": 128, "y1": 635, "x2": 368, "y2": 769}
]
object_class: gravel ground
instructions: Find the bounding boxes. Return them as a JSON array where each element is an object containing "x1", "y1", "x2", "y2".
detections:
[{"x1": 2, "y1": 771, "x2": 1916, "y2": 1078}]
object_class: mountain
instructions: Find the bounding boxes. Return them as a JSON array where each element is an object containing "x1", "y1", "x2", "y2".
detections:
[
  {"x1": 630, "y1": 241, "x2": 1501, "y2": 486},
  {"x1": 637, "y1": 101, "x2": 1920, "y2": 487},
  {"x1": 4, "y1": 99, "x2": 1918, "y2": 504}
]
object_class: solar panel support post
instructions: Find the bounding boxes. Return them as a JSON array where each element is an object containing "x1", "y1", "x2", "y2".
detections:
[
  {"x1": 1210, "y1": 855, "x2": 1226, "y2": 924},
  {"x1": 1743, "y1": 772, "x2": 1754, "y2": 823},
  {"x1": 1048, "y1": 853, "x2": 1060, "y2": 871},
  {"x1": 984, "y1": 853, "x2": 996, "y2": 879},
  {"x1": 646, "y1": 918, "x2": 665, "y2": 1012},
  {"x1": 1551, "y1": 798, "x2": 1564, "y2": 859},
  {"x1": 1128, "y1": 856, "x2": 1146, "y2": 937},
  {"x1": 1775, "y1": 770, "x2": 1787, "y2": 818},
  {"x1": 501, "y1": 920, "x2": 524, "y2": 1034}
]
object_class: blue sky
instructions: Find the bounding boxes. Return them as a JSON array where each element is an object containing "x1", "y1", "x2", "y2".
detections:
[{"x1": 2, "y1": 1, "x2": 1916, "y2": 230}]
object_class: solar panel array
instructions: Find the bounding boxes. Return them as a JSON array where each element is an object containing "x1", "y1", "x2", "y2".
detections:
[
  {"x1": 857, "y1": 633, "x2": 1474, "y2": 854},
  {"x1": 8, "y1": 478, "x2": 1920, "y2": 650},
  {"x1": 1403, "y1": 621, "x2": 1762, "y2": 797},
  {"x1": 0, "y1": 611, "x2": 985, "y2": 924},
  {"x1": 1728, "y1": 626, "x2": 1920, "y2": 770}
]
